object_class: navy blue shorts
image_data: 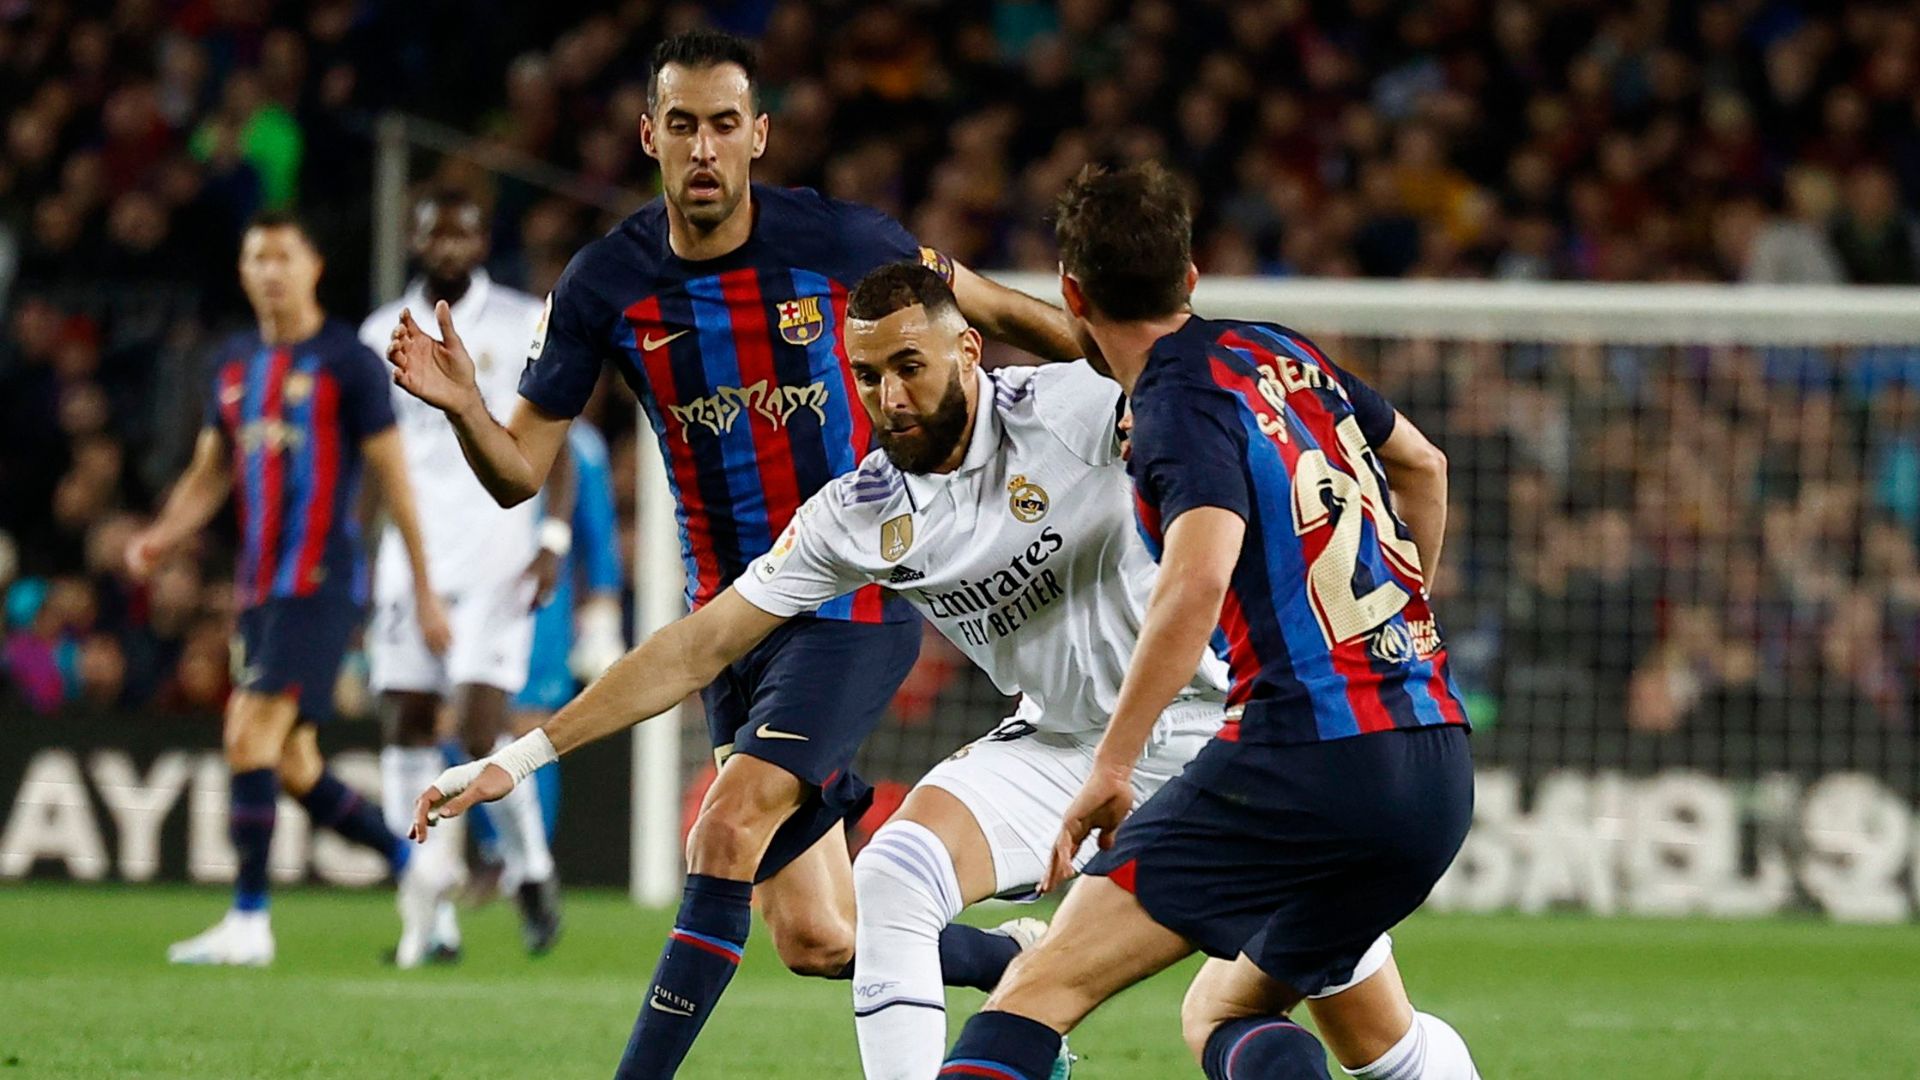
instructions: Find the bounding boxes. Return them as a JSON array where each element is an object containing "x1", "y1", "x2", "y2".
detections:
[
  {"x1": 701, "y1": 615, "x2": 920, "y2": 883},
  {"x1": 231, "y1": 595, "x2": 363, "y2": 722},
  {"x1": 1085, "y1": 724, "x2": 1473, "y2": 996}
]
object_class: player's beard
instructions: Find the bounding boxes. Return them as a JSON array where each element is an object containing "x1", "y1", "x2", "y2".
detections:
[
  {"x1": 877, "y1": 370, "x2": 970, "y2": 474},
  {"x1": 674, "y1": 174, "x2": 743, "y2": 232}
]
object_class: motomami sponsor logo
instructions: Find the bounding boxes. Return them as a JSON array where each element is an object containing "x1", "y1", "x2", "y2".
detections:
[
  {"x1": 1, "y1": 748, "x2": 388, "y2": 885},
  {"x1": 1427, "y1": 770, "x2": 1920, "y2": 924}
]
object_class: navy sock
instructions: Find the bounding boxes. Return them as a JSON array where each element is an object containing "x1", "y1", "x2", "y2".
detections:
[
  {"x1": 941, "y1": 1010, "x2": 1062, "y2": 1080},
  {"x1": 299, "y1": 770, "x2": 405, "y2": 874},
  {"x1": 1202, "y1": 1017, "x2": 1332, "y2": 1079},
  {"x1": 613, "y1": 874, "x2": 752, "y2": 1079},
  {"x1": 939, "y1": 922, "x2": 1026, "y2": 990},
  {"x1": 229, "y1": 768, "x2": 278, "y2": 912}
]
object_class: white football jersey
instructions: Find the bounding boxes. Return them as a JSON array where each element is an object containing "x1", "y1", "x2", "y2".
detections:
[
  {"x1": 734, "y1": 361, "x2": 1228, "y2": 736},
  {"x1": 359, "y1": 270, "x2": 544, "y2": 592}
]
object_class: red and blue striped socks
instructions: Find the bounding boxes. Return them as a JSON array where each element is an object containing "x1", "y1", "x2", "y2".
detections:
[
  {"x1": 940, "y1": 1011, "x2": 1063, "y2": 1080},
  {"x1": 613, "y1": 873, "x2": 752, "y2": 1078}
]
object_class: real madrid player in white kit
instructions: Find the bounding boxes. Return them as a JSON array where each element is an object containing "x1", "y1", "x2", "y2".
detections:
[
  {"x1": 358, "y1": 188, "x2": 563, "y2": 965},
  {"x1": 410, "y1": 265, "x2": 1381, "y2": 1076}
]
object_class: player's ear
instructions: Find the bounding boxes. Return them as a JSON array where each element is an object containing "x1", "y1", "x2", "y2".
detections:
[
  {"x1": 639, "y1": 114, "x2": 659, "y2": 160},
  {"x1": 1060, "y1": 272, "x2": 1090, "y2": 319},
  {"x1": 1184, "y1": 262, "x2": 1199, "y2": 297},
  {"x1": 959, "y1": 325, "x2": 983, "y2": 373},
  {"x1": 751, "y1": 113, "x2": 769, "y2": 159}
]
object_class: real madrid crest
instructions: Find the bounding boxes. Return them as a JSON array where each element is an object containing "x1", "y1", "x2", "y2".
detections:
[
  {"x1": 283, "y1": 371, "x2": 314, "y2": 404},
  {"x1": 1007, "y1": 475, "x2": 1049, "y2": 523},
  {"x1": 776, "y1": 296, "x2": 825, "y2": 346},
  {"x1": 880, "y1": 514, "x2": 914, "y2": 562}
]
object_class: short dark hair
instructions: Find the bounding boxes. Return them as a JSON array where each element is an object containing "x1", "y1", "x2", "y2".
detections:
[
  {"x1": 847, "y1": 262, "x2": 961, "y2": 323},
  {"x1": 244, "y1": 208, "x2": 320, "y2": 253},
  {"x1": 1052, "y1": 161, "x2": 1193, "y2": 320},
  {"x1": 648, "y1": 28, "x2": 760, "y2": 114}
]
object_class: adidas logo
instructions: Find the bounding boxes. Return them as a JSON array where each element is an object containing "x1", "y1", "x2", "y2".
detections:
[{"x1": 888, "y1": 565, "x2": 925, "y2": 584}]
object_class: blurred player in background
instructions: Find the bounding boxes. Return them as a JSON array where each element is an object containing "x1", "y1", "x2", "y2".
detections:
[
  {"x1": 127, "y1": 212, "x2": 443, "y2": 966},
  {"x1": 358, "y1": 188, "x2": 563, "y2": 967},
  {"x1": 941, "y1": 164, "x2": 1480, "y2": 1080},
  {"x1": 388, "y1": 27, "x2": 1079, "y2": 1078}
]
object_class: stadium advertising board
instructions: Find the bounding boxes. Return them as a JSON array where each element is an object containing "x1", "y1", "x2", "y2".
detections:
[{"x1": 0, "y1": 708, "x2": 631, "y2": 887}]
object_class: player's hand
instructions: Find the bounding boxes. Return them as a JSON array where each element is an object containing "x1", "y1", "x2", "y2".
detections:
[
  {"x1": 410, "y1": 760, "x2": 514, "y2": 841},
  {"x1": 387, "y1": 302, "x2": 482, "y2": 415},
  {"x1": 124, "y1": 526, "x2": 177, "y2": 581},
  {"x1": 523, "y1": 549, "x2": 562, "y2": 611},
  {"x1": 416, "y1": 590, "x2": 452, "y2": 655},
  {"x1": 1043, "y1": 763, "x2": 1134, "y2": 893}
]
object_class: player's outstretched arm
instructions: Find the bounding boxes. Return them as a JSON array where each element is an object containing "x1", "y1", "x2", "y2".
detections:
[
  {"x1": 411, "y1": 587, "x2": 788, "y2": 837},
  {"x1": 126, "y1": 427, "x2": 230, "y2": 580},
  {"x1": 1046, "y1": 507, "x2": 1245, "y2": 890},
  {"x1": 1372, "y1": 411, "x2": 1448, "y2": 592},
  {"x1": 950, "y1": 260, "x2": 1083, "y2": 362},
  {"x1": 387, "y1": 301, "x2": 569, "y2": 506}
]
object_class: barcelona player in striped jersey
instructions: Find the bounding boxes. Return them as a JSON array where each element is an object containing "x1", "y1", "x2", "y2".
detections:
[
  {"x1": 127, "y1": 212, "x2": 447, "y2": 966},
  {"x1": 940, "y1": 166, "x2": 1482, "y2": 1080},
  {"x1": 387, "y1": 28, "x2": 1078, "y2": 1079}
]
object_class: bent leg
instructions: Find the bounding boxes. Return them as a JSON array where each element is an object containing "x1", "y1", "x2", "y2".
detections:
[
  {"x1": 943, "y1": 876, "x2": 1193, "y2": 1078},
  {"x1": 1182, "y1": 956, "x2": 1330, "y2": 1078},
  {"x1": 614, "y1": 753, "x2": 810, "y2": 1079},
  {"x1": 1310, "y1": 952, "x2": 1479, "y2": 1080},
  {"x1": 852, "y1": 785, "x2": 1001, "y2": 1080}
]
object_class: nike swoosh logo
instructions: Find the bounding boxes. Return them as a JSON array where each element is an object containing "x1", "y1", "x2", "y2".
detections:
[
  {"x1": 754, "y1": 723, "x2": 810, "y2": 742},
  {"x1": 648, "y1": 997, "x2": 694, "y2": 1016},
  {"x1": 642, "y1": 329, "x2": 690, "y2": 351}
]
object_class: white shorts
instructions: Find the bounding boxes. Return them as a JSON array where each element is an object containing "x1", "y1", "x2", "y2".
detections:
[
  {"x1": 917, "y1": 698, "x2": 1222, "y2": 900},
  {"x1": 367, "y1": 572, "x2": 535, "y2": 697}
]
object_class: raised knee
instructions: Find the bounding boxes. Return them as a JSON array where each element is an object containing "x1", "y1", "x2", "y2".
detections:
[
  {"x1": 685, "y1": 803, "x2": 773, "y2": 877},
  {"x1": 1180, "y1": 986, "x2": 1220, "y2": 1065},
  {"x1": 770, "y1": 919, "x2": 853, "y2": 978}
]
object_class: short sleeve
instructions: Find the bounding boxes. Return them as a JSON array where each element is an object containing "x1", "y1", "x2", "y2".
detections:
[
  {"x1": 340, "y1": 343, "x2": 398, "y2": 440},
  {"x1": 1327, "y1": 361, "x2": 1398, "y2": 449},
  {"x1": 733, "y1": 492, "x2": 875, "y2": 617},
  {"x1": 518, "y1": 251, "x2": 607, "y2": 419},
  {"x1": 1129, "y1": 379, "x2": 1251, "y2": 527},
  {"x1": 835, "y1": 200, "x2": 923, "y2": 271},
  {"x1": 1029, "y1": 360, "x2": 1125, "y2": 467}
]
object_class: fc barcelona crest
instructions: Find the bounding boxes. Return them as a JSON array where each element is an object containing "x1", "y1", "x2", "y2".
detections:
[
  {"x1": 283, "y1": 371, "x2": 314, "y2": 404},
  {"x1": 777, "y1": 296, "x2": 825, "y2": 346},
  {"x1": 880, "y1": 514, "x2": 914, "y2": 562}
]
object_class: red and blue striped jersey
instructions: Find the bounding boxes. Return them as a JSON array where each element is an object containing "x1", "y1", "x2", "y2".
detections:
[
  {"x1": 1128, "y1": 316, "x2": 1469, "y2": 745},
  {"x1": 205, "y1": 320, "x2": 395, "y2": 609},
  {"x1": 519, "y1": 184, "x2": 935, "y2": 622}
]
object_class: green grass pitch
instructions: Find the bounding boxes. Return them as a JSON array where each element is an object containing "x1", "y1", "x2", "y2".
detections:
[{"x1": 3, "y1": 883, "x2": 1917, "y2": 1078}]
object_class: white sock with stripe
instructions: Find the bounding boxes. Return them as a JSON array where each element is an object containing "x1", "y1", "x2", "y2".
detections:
[
  {"x1": 1346, "y1": 1011, "x2": 1480, "y2": 1080},
  {"x1": 852, "y1": 820, "x2": 966, "y2": 1080}
]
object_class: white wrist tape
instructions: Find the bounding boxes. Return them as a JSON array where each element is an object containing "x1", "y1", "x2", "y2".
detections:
[
  {"x1": 538, "y1": 518, "x2": 573, "y2": 557},
  {"x1": 491, "y1": 728, "x2": 559, "y2": 785}
]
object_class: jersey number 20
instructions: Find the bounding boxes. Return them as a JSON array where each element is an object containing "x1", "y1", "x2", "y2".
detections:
[{"x1": 1289, "y1": 415, "x2": 1424, "y2": 646}]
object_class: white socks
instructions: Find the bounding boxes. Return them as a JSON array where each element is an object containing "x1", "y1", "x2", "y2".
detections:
[
  {"x1": 488, "y1": 734, "x2": 554, "y2": 890},
  {"x1": 1346, "y1": 1012, "x2": 1481, "y2": 1080},
  {"x1": 380, "y1": 745, "x2": 447, "y2": 846},
  {"x1": 852, "y1": 820, "x2": 966, "y2": 1080}
]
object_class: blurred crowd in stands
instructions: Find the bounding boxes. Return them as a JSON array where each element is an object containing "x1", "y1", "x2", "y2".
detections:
[{"x1": 0, "y1": 0, "x2": 1916, "y2": 777}]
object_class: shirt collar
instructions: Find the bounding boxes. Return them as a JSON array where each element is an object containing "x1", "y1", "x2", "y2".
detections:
[{"x1": 901, "y1": 366, "x2": 999, "y2": 508}]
